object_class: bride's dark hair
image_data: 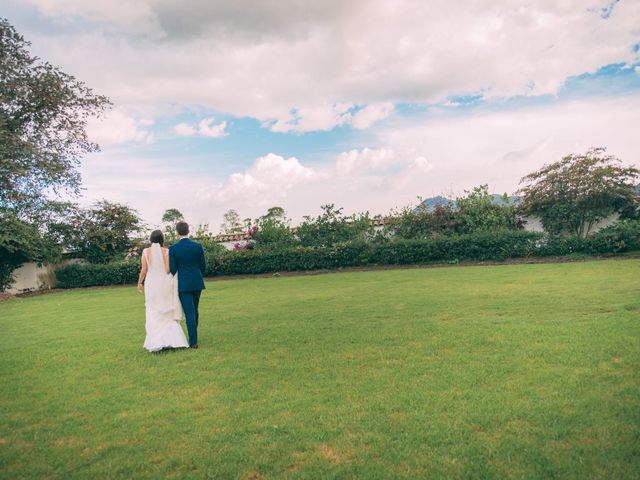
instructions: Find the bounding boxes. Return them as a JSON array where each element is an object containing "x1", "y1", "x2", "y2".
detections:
[{"x1": 149, "y1": 230, "x2": 164, "y2": 246}]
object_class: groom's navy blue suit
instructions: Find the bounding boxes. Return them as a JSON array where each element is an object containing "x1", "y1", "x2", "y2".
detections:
[{"x1": 169, "y1": 237, "x2": 206, "y2": 347}]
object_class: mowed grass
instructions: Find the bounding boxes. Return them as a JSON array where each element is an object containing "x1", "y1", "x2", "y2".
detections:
[{"x1": 1, "y1": 260, "x2": 639, "y2": 479}]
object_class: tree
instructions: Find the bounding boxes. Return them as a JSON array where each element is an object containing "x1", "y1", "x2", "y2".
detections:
[
  {"x1": 518, "y1": 148, "x2": 639, "y2": 237},
  {"x1": 161, "y1": 208, "x2": 184, "y2": 243},
  {"x1": 385, "y1": 198, "x2": 458, "y2": 240},
  {"x1": 258, "y1": 206, "x2": 288, "y2": 226},
  {"x1": 455, "y1": 185, "x2": 518, "y2": 234},
  {"x1": 161, "y1": 208, "x2": 184, "y2": 225},
  {"x1": 0, "y1": 212, "x2": 53, "y2": 291},
  {"x1": 0, "y1": 18, "x2": 111, "y2": 215},
  {"x1": 252, "y1": 206, "x2": 296, "y2": 249},
  {"x1": 296, "y1": 204, "x2": 371, "y2": 247},
  {"x1": 68, "y1": 201, "x2": 143, "y2": 263},
  {"x1": 192, "y1": 223, "x2": 211, "y2": 239},
  {"x1": 0, "y1": 19, "x2": 110, "y2": 289},
  {"x1": 220, "y1": 209, "x2": 243, "y2": 234}
]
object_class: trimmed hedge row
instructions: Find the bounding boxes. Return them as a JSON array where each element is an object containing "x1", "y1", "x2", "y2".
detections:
[
  {"x1": 54, "y1": 221, "x2": 640, "y2": 288},
  {"x1": 55, "y1": 261, "x2": 139, "y2": 289},
  {"x1": 205, "y1": 223, "x2": 639, "y2": 277},
  {"x1": 205, "y1": 231, "x2": 544, "y2": 276}
]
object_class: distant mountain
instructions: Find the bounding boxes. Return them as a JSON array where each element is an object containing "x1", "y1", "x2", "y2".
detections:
[
  {"x1": 419, "y1": 195, "x2": 454, "y2": 211},
  {"x1": 417, "y1": 194, "x2": 520, "y2": 212}
]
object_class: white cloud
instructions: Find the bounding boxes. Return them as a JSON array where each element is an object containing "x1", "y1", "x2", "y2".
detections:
[
  {"x1": 269, "y1": 103, "x2": 394, "y2": 133},
  {"x1": 24, "y1": 0, "x2": 163, "y2": 37},
  {"x1": 198, "y1": 118, "x2": 228, "y2": 138},
  {"x1": 86, "y1": 108, "x2": 155, "y2": 146},
  {"x1": 409, "y1": 156, "x2": 433, "y2": 172},
  {"x1": 13, "y1": 1, "x2": 639, "y2": 232},
  {"x1": 76, "y1": 151, "x2": 212, "y2": 227},
  {"x1": 17, "y1": 0, "x2": 640, "y2": 132},
  {"x1": 76, "y1": 94, "x2": 640, "y2": 231},
  {"x1": 335, "y1": 148, "x2": 396, "y2": 176},
  {"x1": 268, "y1": 103, "x2": 353, "y2": 133},
  {"x1": 174, "y1": 123, "x2": 196, "y2": 136},
  {"x1": 174, "y1": 117, "x2": 227, "y2": 138},
  {"x1": 378, "y1": 95, "x2": 640, "y2": 197},
  {"x1": 204, "y1": 153, "x2": 318, "y2": 207},
  {"x1": 351, "y1": 103, "x2": 394, "y2": 130}
]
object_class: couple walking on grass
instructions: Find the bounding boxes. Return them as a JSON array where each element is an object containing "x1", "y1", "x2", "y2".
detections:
[{"x1": 137, "y1": 221, "x2": 206, "y2": 352}]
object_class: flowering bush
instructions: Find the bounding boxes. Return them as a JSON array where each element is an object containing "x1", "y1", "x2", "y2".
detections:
[{"x1": 233, "y1": 241, "x2": 254, "y2": 251}]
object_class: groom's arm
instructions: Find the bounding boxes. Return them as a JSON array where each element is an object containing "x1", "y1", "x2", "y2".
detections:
[
  {"x1": 199, "y1": 245, "x2": 206, "y2": 274},
  {"x1": 169, "y1": 247, "x2": 178, "y2": 275}
]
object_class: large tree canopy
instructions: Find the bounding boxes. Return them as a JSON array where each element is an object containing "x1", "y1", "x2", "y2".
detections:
[
  {"x1": 67, "y1": 201, "x2": 143, "y2": 264},
  {"x1": 517, "y1": 148, "x2": 639, "y2": 237},
  {"x1": 0, "y1": 18, "x2": 110, "y2": 290},
  {"x1": 0, "y1": 18, "x2": 110, "y2": 215}
]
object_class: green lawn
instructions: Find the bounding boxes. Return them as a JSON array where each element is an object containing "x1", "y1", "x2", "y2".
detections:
[{"x1": 1, "y1": 259, "x2": 639, "y2": 479}]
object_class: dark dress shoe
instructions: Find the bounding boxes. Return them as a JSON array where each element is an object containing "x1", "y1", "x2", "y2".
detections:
[{"x1": 190, "y1": 344, "x2": 198, "y2": 349}]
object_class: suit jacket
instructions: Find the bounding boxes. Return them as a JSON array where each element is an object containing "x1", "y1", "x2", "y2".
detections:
[{"x1": 169, "y1": 238, "x2": 206, "y2": 292}]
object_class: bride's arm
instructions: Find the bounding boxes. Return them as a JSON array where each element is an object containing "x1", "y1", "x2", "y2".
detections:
[
  {"x1": 163, "y1": 248, "x2": 170, "y2": 274},
  {"x1": 137, "y1": 249, "x2": 148, "y2": 293}
]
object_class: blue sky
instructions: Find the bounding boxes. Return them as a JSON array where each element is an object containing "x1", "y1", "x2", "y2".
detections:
[{"x1": 3, "y1": 0, "x2": 639, "y2": 230}]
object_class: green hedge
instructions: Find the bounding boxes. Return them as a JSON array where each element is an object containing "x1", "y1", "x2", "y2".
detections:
[
  {"x1": 205, "y1": 231, "x2": 545, "y2": 276},
  {"x1": 583, "y1": 220, "x2": 640, "y2": 253},
  {"x1": 55, "y1": 261, "x2": 139, "y2": 289},
  {"x1": 55, "y1": 222, "x2": 640, "y2": 288}
]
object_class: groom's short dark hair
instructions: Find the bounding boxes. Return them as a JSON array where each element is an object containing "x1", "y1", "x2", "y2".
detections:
[{"x1": 176, "y1": 221, "x2": 189, "y2": 236}]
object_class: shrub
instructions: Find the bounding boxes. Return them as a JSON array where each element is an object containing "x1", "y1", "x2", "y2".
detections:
[
  {"x1": 296, "y1": 204, "x2": 372, "y2": 247},
  {"x1": 454, "y1": 185, "x2": 519, "y2": 234},
  {"x1": 517, "y1": 148, "x2": 639, "y2": 237},
  {"x1": 384, "y1": 203, "x2": 459, "y2": 240},
  {"x1": 197, "y1": 236, "x2": 228, "y2": 257},
  {"x1": 583, "y1": 220, "x2": 640, "y2": 253},
  {"x1": 252, "y1": 222, "x2": 297, "y2": 250},
  {"x1": 205, "y1": 231, "x2": 547, "y2": 277},
  {"x1": 65, "y1": 201, "x2": 143, "y2": 264},
  {"x1": 53, "y1": 224, "x2": 640, "y2": 288},
  {"x1": 56, "y1": 261, "x2": 139, "y2": 288},
  {"x1": 368, "y1": 231, "x2": 544, "y2": 265}
]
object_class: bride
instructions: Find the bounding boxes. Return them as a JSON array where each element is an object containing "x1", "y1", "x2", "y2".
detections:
[{"x1": 137, "y1": 230, "x2": 189, "y2": 352}]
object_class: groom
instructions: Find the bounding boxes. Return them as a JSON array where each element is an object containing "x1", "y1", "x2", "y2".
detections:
[{"x1": 169, "y1": 221, "x2": 206, "y2": 349}]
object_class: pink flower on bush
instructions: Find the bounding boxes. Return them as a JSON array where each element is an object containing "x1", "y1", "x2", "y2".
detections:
[{"x1": 234, "y1": 241, "x2": 255, "y2": 251}]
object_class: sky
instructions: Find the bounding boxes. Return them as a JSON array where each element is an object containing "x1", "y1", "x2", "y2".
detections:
[{"x1": 3, "y1": 0, "x2": 640, "y2": 231}]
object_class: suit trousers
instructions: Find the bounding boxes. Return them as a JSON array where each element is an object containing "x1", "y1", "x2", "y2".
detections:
[{"x1": 179, "y1": 290, "x2": 201, "y2": 347}]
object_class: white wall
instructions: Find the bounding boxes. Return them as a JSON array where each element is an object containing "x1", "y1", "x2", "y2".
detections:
[
  {"x1": 219, "y1": 240, "x2": 241, "y2": 250},
  {"x1": 7, "y1": 259, "x2": 84, "y2": 295},
  {"x1": 7, "y1": 262, "x2": 54, "y2": 294},
  {"x1": 522, "y1": 213, "x2": 619, "y2": 234}
]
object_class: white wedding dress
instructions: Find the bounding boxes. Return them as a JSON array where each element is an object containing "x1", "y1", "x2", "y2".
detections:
[{"x1": 143, "y1": 243, "x2": 189, "y2": 352}]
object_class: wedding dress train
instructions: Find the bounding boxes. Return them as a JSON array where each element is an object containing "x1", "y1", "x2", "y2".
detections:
[{"x1": 143, "y1": 243, "x2": 189, "y2": 352}]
